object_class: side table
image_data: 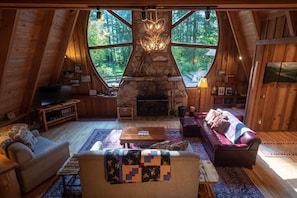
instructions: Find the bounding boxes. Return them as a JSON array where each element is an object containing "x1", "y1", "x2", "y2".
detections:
[
  {"x1": 0, "y1": 155, "x2": 21, "y2": 198},
  {"x1": 57, "y1": 154, "x2": 80, "y2": 196},
  {"x1": 57, "y1": 142, "x2": 103, "y2": 195},
  {"x1": 199, "y1": 160, "x2": 219, "y2": 198},
  {"x1": 117, "y1": 107, "x2": 133, "y2": 120}
]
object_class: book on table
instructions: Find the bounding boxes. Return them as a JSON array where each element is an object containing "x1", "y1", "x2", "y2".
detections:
[{"x1": 138, "y1": 130, "x2": 150, "y2": 136}]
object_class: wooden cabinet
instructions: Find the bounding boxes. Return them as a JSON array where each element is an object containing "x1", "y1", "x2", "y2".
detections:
[
  {"x1": 38, "y1": 99, "x2": 80, "y2": 131},
  {"x1": 75, "y1": 95, "x2": 117, "y2": 118},
  {"x1": 0, "y1": 156, "x2": 21, "y2": 198}
]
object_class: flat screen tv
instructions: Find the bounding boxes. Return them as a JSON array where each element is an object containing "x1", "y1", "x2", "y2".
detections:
[{"x1": 39, "y1": 84, "x2": 72, "y2": 106}]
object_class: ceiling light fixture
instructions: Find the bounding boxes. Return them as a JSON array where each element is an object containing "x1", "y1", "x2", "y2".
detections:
[{"x1": 140, "y1": 9, "x2": 170, "y2": 53}]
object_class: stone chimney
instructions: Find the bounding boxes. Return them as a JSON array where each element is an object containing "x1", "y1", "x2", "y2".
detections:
[{"x1": 117, "y1": 11, "x2": 188, "y2": 117}]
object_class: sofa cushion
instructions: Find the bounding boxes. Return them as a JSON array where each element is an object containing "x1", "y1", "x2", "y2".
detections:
[{"x1": 8, "y1": 126, "x2": 38, "y2": 151}]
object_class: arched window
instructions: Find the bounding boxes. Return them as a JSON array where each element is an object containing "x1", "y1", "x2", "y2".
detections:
[
  {"x1": 171, "y1": 10, "x2": 218, "y2": 87},
  {"x1": 87, "y1": 10, "x2": 132, "y2": 87}
]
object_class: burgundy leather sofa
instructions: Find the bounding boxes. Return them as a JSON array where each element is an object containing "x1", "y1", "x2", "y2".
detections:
[{"x1": 193, "y1": 110, "x2": 261, "y2": 168}]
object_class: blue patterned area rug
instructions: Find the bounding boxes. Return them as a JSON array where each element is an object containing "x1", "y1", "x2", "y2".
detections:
[{"x1": 42, "y1": 128, "x2": 264, "y2": 198}]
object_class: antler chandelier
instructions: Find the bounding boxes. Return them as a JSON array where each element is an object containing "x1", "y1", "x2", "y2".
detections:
[{"x1": 140, "y1": 10, "x2": 170, "y2": 52}]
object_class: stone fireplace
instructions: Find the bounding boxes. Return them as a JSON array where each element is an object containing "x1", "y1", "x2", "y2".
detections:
[
  {"x1": 137, "y1": 95, "x2": 168, "y2": 116},
  {"x1": 116, "y1": 11, "x2": 188, "y2": 117},
  {"x1": 117, "y1": 76, "x2": 187, "y2": 117}
]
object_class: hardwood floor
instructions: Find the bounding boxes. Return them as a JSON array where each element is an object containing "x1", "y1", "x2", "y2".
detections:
[{"x1": 23, "y1": 118, "x2": 297, "y2": 198}]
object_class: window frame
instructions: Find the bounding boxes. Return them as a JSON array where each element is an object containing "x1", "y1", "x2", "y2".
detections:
[{"x1": 171, "y1": 10, "x2": 218, "y2": 87}]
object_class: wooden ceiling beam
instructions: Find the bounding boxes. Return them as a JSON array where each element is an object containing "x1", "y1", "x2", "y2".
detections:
[
  {"x1": 0, "y1": 10, "x2": 18, "y2": 89},
  {"x1": 285, "y1": 11, "x2": 297, "y2": 36},
  {"x1": 1, "y1": 0, "x2": 297, "y2": 10},
  {"x1": 227, "y1": 11, "x2": 252, "y2": 79},
  {"x1": 50, "y1": 10, "x2": 79, "y2": 83},
  {"x1": 251, "y1": 11, "x2": 261, "y2": 40},
  {"x1": 256, "y1": 37, "x2": 297, "y2": 45},
  {"x1": 21, "y1": 10, "x2": 56, "y2": 113}
]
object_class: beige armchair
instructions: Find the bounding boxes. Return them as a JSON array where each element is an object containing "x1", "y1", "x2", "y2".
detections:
[{"x1": 0, "y1": 124, "x2": 69, "y2": 193}]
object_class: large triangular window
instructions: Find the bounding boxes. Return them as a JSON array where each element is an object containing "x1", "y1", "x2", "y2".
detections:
[
  {"x1": 87, "y1": 10, "x2": 132, "y2": 87},
  {"x1": 171, "y1": 10, "x2": 218, "y2": 87}
]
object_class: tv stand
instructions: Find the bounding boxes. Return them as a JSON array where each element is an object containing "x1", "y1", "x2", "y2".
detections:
[{"x1": 38, "y1": 99, "x2": 80, "y2": 131}]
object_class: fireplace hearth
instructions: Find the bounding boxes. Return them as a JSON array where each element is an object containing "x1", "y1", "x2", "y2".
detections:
[{"x1": 137, "y1": 95, "x2": 168, "y2": 116}]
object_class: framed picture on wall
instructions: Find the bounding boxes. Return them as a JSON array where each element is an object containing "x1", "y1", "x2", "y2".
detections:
[
  {"x1": 225, "y1": 87, "x2": 233, "y2": 95},
  {"x1": 64, "y1": 71, "x2": 74, "y2": 78},
  {"x1": 218, "y1": 87, "x2": 225, "y2": 95},
  {"x1": 81, "y1": 74, "x2": 91, "y2": 82},
  {"x1": 74, "y1": 64, "x2": 82, "y2": 73},
  {"x1": 69, "y1": 79, "x2": 80, "y2": 86},
  {"x1": 218, "y1": 70, "x2": 226, "y2": 76}
]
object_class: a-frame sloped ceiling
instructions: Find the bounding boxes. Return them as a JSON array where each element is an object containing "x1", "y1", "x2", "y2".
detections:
[
  {"x1": 227, "y1": 10, "x2": 297, "y2": 79},
  {"x1": 0, "y1": 9, "x2": 78, "y2": 121},
  {"x1": 224, "y1": 10, "x2": 297, "y2": 131}
]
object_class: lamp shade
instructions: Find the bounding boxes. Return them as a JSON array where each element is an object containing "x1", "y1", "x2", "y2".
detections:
[{"x1": 198, "y1": 78, "x2": 208, "y2": 88}]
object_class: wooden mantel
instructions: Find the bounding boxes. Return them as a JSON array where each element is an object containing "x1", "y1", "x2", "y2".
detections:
[{"x1": 1, "y1": 0, "x2": 297, "y2": 10}]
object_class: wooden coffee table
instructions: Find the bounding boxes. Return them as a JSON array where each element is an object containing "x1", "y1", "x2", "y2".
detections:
[{"x1": 120, "y1": 126, "x2": 165, "y2": 148}]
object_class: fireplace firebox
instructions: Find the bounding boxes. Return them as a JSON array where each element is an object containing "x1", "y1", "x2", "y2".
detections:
[{"x1": 137, "y1": 95, "x2": 168, "y2": 116}]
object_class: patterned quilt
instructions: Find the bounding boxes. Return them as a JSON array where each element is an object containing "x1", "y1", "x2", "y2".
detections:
[{"x1": 104, "y1": 149, "x2": 171, "y2": 184}]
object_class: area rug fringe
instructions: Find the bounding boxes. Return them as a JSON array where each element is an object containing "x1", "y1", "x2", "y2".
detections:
[
  {"x1": 261, "y1": 142, "x2": 297, "y2": 144},
  {"x1": 259, "y1": 143, "x2": 297, "y2": 156}
]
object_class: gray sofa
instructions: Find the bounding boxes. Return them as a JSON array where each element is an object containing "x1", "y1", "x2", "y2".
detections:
[
  {"x1": 0, "y1": 124, "x2": 70, "y2": 193},
  {"x1": 78, "y1": 148, "x2": 200, "y2": 198}
]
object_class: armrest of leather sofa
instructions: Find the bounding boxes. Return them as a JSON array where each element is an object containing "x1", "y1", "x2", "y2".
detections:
[
  {"x1": 194, "y1": 112, "x2": 208, "y2": 119},
  {"x1": 236, "y1": 131, "x2": 261, "y2": 149}
]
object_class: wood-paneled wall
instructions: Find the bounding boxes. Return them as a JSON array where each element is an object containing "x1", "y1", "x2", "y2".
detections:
[
  {"x1": 61, "y1": 11, "x2": 116, "y2": 118},
  {"x1": 0, "y1": 9, "x2": 78, "y2": 125},
  {"x1": 0, "y1": 7, "x2": 296, "y2": 132},
  {"x1": 246, "y1": 12, "x2": 297, "y2": 131},
  {"x1": 246, "y1": 43, "x2": 297, "y2": 131}
]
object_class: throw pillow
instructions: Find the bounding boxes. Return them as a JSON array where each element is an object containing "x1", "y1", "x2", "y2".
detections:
[
  {"x1": 0, "y1": 135, "x2": 14, "y2": 155},
  {"x1": 211, "y1": 116, "x2": 230, "y2": 134},
  {"x1": 149, "y1": 140, "x2": 172, "y2": 149},
  {"x1": 8, "y1": 126, "x2": 38, "y2": 151},
  {"x1": 0, "y1": 123, "x2": 28, "y2": 136},
  {"x1": 166, "y1": 140, "x2": 189, "y2": 151},
  {"x1": 205, "y1": 109, "x2": 215, "y2": 122},
  {"x1": 206, "y1": 110, "x2": 222, "y2": 126}
]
